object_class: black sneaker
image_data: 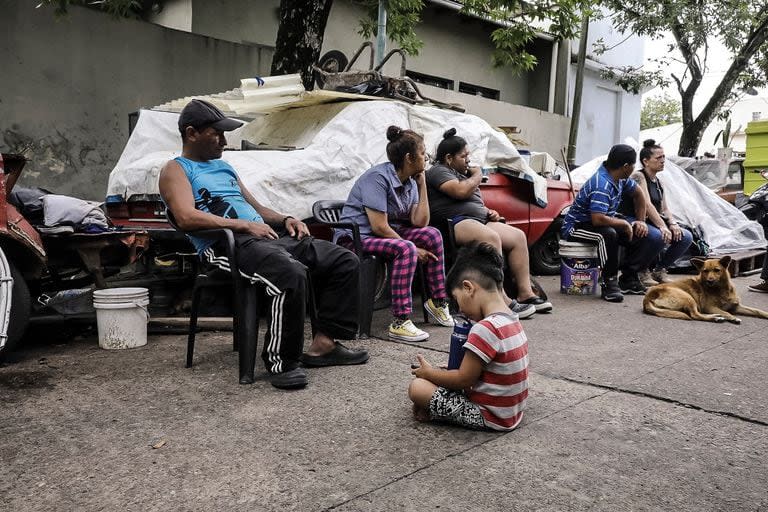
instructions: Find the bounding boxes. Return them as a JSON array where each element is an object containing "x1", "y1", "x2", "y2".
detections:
[
  {"x1": 269, "y1": 367, "x2": 308, "y2": 390},
  {"x1": 619, "y1": 276, "x2": 648, "y2": 295},
  {"x1": 519, "y1": 295, "x2": 553, "y2": 313},
  {"x1": 601, "y1": 277, "x2": 624, "y2": 303}
]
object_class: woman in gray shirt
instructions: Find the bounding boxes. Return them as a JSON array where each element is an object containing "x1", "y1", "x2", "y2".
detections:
[{"x1": 426, "y1": 128, "x2": 552, "y2": 317}]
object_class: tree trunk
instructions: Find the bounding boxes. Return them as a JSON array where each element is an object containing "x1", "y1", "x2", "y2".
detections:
[
  {"x1": 674, "y1": 14, "x2": 768, "y2": 157},
  {"x1": 677, "y1": 119, "x2": 708, "y2": 157},
  {"x1": 271, "y1": 0, "x2": 334, "y2": 90}
]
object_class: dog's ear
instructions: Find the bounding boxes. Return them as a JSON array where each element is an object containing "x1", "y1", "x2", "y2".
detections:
[
  {"x1": 691, "y1": 257, "x2": 706, "y2": 271},
  {"x1": 719, "y1": 255, "x2": 732, "y2": 270}
]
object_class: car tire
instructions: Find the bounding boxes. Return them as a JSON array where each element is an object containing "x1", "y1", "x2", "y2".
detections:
[
  {"x1": 529, "y1": 230, "x2": 561, "y2": 275},
  {"x1": 0, "y1": 261, "x2": 31, "y2": 360}
]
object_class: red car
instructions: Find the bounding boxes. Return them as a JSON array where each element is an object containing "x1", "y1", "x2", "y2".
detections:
[{"x1": 480, "y1": 171, "x2": 573, "y2": 275}]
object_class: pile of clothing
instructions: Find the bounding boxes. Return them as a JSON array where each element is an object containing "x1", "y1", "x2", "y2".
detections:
[{"x1": 9, "y1": 187, "x2": 110, "y2": 234}]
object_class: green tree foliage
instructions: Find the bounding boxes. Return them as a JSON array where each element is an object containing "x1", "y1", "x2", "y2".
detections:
[
  {"x1": 640, "y1": 94, "x2": 682, "y2": 130},
  {"x1": 602, "y1": 0, "x2": 768, "y2": 156},
  {"x1": 356, "y1": 0, "x2": 593, "y2": 73}
]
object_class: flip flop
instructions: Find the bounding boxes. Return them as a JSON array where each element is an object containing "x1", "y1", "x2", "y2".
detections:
[{"x1": 300, "y1": 343, "x2": 369, "y2": 367}]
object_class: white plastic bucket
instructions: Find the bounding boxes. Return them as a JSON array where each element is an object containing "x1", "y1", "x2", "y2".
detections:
[
  {"x1": 93, "y1": 288, "x2": 150, "y2": 350},
  {"x1": 559, "y1": 241, "x2": 600, "y2": 295}
]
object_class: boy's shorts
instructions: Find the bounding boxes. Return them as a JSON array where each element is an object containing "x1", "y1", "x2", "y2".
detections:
[{"x1": 429, "y1": 387, "x2": 487, "y2": 430}]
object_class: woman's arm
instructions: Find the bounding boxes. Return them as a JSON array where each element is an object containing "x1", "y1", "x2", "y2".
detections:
[
  {"x1": 409, "y1": 173, "x2": 430, "y2": 227},
  {"x1": 658, "y1": 189, "x2": 684, "y2": 242},
  {"x1": 631, "y1": 172, "x2": 666, "y2": 230},
  {"x1": 365, "y1": 208, "x2": 401, "y2": 239},
  {"x1": 436, "y1": 166, "x2": 483, "y2": 200}
]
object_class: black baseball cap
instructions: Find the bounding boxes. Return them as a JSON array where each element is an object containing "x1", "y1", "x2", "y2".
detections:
[{"x1": 178, "y1": 99, "x2": 243, "y2": 133}]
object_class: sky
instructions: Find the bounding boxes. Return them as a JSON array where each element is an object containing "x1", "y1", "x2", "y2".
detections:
[
  {"x1": 641, "y1": 34, "x2": 768, "y2": 154},
  {"x1": 644, "y1": 35, "x2": 768, "y2": 111}
]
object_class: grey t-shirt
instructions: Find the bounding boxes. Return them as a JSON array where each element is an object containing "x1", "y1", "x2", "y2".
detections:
[{"x1": 426, "y1": 164, "x2": 487, "y2": 226}]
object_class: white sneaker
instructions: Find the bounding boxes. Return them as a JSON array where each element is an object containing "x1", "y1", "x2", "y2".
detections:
[
  {"x1": 389, "y1": 319, "x2": 429, "y2": 342},
  {"x1": 651, "y1": 268, "x2": 673, "y2": 283},
  {"x1": 638, "y1": 271, "x2": 658, "y2": 287},
  {"x1": 423, "y1": 299, "x2": 454, "y2": 327}
]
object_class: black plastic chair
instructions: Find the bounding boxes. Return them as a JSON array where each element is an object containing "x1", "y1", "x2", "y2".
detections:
[
  {"x1": 166, "y1": 210, "x2": 261, "y2": 385},
  {"x1": 312, "y1": 200, "x2": 428, "y2": 338}
]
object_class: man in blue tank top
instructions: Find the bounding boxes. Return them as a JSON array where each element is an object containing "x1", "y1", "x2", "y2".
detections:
[{"x1": 159, "y1": 100, "x2": 368, "y2": 389}]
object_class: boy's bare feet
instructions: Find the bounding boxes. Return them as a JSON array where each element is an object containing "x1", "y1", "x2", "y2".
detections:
[{"x1": 412, "y1": 404, "x2": 430, "y2": 423}]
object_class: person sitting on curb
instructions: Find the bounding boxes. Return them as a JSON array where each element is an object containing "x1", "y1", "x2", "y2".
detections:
[
  {"x1": 561, "y1": 144, "x2": 664, "y2": 302},
  {"x1": 425, "y1": 128, "x2": 552, "y2": 319},
  {"x1": 617, "y1": 139, "x2": 693, "y2": 287},
  {"x1": 337, "y1": 125, "x2": 454, "y2": 342},
  {"x1": 408, "y1": 242, "x2": 529, "y2": 431},
  {"x1": 159, "y1": 99, "x2": 368, "y2": 390}
]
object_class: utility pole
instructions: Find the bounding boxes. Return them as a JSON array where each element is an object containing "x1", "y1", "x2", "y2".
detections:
[
  {"x1": 375, "y1": 0, "x2": 388, "y2": 67},
  {"x1": 567, "y1": 15, "x2": 590, "y2": 167}
]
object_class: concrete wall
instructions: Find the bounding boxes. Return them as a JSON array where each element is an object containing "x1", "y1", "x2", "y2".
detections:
[
  {"x1": 150, "y1": 0, "x2": 192, "y2": 32},
  {"x1": 189, "y1": 0, "x2": 279, "y2": 46},
  {"x1": 416, "y1": 84, "x2": 570, "y2": 158},
  {"x1": 0, "y1": 0, "x2": 271, "y2": 200}
]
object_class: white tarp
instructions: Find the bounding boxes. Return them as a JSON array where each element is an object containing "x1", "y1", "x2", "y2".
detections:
[
  {"x1": 107, "y1": 100, "x2": 546, "y2": 220},
  {"x1": 566, "y1": 154, "x2": 766, "y2": 254}
]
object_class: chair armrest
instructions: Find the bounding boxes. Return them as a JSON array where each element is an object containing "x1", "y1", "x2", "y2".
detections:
[
  {"x1": 187, "y1": 228, "x2": 239, "y2": 277},
  {"x1": 316, "y1": 221, "x2": 364, "y2": 255}
]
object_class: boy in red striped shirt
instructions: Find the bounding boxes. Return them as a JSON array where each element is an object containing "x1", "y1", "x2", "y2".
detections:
[{"x1": 409, "y1": 242, "x2": 529, "y2": 431}]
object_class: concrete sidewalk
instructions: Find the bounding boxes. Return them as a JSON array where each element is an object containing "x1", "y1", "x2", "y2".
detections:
[{"x1": 2, "y1": 275, "x2": 767, "y2": 511}]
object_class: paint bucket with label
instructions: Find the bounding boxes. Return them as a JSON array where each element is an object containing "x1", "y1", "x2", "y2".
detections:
[{"x1": 559, "y1": 241, "x2": 600, "y2": 295}]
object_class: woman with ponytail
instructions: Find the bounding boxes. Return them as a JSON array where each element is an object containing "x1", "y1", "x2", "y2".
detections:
[
  {"x1": 617, "y1": 139, "x2": 693, "y2": 285},
  {"x1": 425, "y1": 128, "x2": 552, "y2": 318},
  {"x1": 337, "y1": 125, "x2": 453, "y2": 342}
]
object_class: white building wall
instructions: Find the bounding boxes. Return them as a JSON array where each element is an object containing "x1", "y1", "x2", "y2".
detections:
[
  {"x1": 149, "y1": 0, "x2": 192, "y2": 32},
  {"x1": 569, "y1": 15, "x2": 644, "y2": 164}
]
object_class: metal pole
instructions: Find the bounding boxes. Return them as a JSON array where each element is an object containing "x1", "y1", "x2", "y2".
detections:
[
  {"x1": 567, "y1": 15, "x2": 590, "y2": 167},
  {"x1": 375, "y1": 0, "x2": 388, "y2": 68}
]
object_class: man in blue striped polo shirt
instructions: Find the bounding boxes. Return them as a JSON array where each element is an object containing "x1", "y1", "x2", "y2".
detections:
[{"x1": 561, "y1": 144, "x2": 665, "y2": 302}]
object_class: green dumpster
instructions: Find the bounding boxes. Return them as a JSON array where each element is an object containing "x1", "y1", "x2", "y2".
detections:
[{"x1": 744, "y1": 119, "x2": 768, "y2": 195}]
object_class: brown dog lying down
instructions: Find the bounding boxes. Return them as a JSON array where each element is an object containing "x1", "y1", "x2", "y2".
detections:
[{"x1": 643, "y1": 256, "x2": 768, "y2": 324}]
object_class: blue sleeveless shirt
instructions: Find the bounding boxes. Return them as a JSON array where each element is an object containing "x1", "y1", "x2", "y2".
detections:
[{"x1": 174, "y1": 157, "x2": 264, "y2": 254}]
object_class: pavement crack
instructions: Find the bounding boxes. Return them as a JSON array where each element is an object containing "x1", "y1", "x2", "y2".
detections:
[
  {"x1": 322, "y1": 434, "x2": 498, "y2": 511},
  {"x1": 549, "y1": 374, "x2": 768, "y2": 427}
]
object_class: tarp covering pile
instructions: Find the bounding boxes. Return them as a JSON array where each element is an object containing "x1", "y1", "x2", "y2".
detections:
[
  {"x1": 107, "y1": 100, "x2": 546, "y2": 220},
  {"x1": 568, "y1": 153, "x2": 766, "y2": 254}
]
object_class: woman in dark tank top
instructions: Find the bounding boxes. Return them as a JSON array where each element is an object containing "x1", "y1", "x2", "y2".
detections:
[{"x1": 618, "y1": 140, "x2": 693, "y2": 285}]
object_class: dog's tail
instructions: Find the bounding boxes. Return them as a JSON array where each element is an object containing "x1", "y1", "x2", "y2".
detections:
[
  {"x1": 643, "y1": 288, "x2": 692, "y2": 320},
  {"x1": 643, "y1": 296, "x2": 694, "y2": 320}
]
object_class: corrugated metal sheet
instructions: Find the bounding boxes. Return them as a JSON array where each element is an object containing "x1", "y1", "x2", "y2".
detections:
[{"x1": 152, "y1": 74, "x2": 389, "y2": 118}]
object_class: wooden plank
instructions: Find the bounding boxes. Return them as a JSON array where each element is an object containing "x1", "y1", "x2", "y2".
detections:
[{"x1": 714, "y1": 249, "x2": 767, "y2": 277}]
